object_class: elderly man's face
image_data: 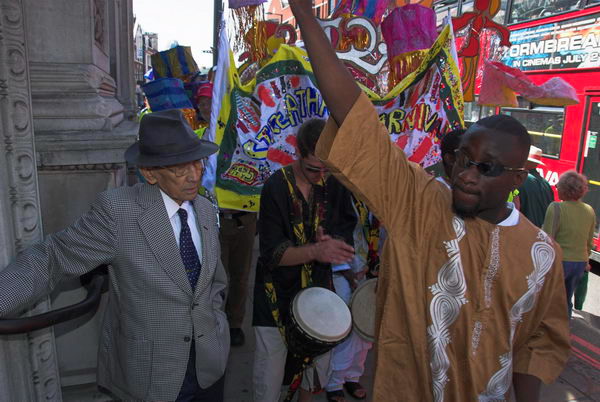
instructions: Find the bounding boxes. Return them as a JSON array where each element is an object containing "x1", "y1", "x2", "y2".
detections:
[
  {"x1": 451, "y1": 127, "x2": 527, "y2": 223},
  {"x1": 140, "y1": 160, "x2": 204, "y2": 205}
]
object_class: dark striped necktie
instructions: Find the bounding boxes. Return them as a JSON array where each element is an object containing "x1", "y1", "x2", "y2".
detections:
[{"x1": 177, "y1": 208, "x2": 201, "y2": 290}]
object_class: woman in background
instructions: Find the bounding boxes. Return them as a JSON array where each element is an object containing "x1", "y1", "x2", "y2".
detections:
[{"x1": 543, "y1": 170, "x2": 596, "y2": 318}]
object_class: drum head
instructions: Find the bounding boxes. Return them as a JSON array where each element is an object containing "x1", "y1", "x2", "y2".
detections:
[
  {"x1": 292, "y1": 287, "x2": 352, "y2": 343},
  {"x1": 350, "y1": 278, "x2": 377, "y2": 342}
]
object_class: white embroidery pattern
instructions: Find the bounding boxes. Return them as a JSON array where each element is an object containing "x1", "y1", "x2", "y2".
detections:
[
  {"x1": 479, "y1": 235, "x2": 555, "y2": 401},
  {"x1": 428, "y1": 217, "x2": 468, "y2": 402},
  {"x1": 537, "y1": 230, "x2": 552, "y2": 244},
  {"x1": 471, "y1": 321, "x2": 483, "y2": 356},
  {"x1": 484, "y1": 227, "x2": 500, "y2": 308}
]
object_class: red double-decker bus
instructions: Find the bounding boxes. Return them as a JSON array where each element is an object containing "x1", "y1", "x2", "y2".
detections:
[{"x1": 435, "y1": 0, "x2": 600, "y2": 262}]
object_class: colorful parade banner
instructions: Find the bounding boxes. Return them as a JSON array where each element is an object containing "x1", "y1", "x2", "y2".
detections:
[
  {"x1": 213, "y1": 45, "x2": 323, "y2": 211},
  {"x1": 368, "y1": 24, "x2": 464, "y2": 167},
  {"x1": 211, "y1": 24, "x2": 463, "y2": 211}
]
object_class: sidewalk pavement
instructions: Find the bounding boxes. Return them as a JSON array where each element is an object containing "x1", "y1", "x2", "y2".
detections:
[
  {"x1": 222, "y1": 244, "x2": 600, "y2": 401},
  {"x1": 64, "y1": 244, "x2": 600, "y2": 402},
  {"x1": 223, "y1": 309, "x2": 600, "y2": 402}
]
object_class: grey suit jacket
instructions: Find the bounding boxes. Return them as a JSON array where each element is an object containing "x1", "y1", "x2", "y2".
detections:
[{"x1": 0, "y1": 183, "x2": 230, "y2": 401}]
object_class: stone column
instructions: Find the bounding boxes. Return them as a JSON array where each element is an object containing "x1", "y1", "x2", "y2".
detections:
[
  {"x1": 109, "y1": 0, "x2": 137, "y2": 118},
  {"x1": 20, "y1": 0, "x2": 137, "y2": 390},
  {"x1": 0, "y1": 0, "x2": 62, "y2": 400}
]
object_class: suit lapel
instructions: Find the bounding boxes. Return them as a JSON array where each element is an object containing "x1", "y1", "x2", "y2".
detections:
[
  {"x1": 192, "y1": 196, "x2": 217, "y2": 299},
  {"x1": 137, "y1": 184, "x2": 193, "y2": 296}
]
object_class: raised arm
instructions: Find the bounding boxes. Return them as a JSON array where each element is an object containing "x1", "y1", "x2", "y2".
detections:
[{"x1": 290, "y1": 0, "x2": 361, "y2": 126}]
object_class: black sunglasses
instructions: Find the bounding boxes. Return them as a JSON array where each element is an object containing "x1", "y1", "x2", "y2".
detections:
[{"x1": 454, "y1": 149, "x2": 525, "y2": 177}]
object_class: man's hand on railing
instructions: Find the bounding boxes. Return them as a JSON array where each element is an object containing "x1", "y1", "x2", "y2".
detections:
[{"x1": 0, "y1": 265, "x2": 108, "y2": 335}]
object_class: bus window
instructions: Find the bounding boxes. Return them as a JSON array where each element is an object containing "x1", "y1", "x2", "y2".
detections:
[
  {"x1": 502, "y1": 106, "x2": 565, "y2": 158},
  {"x1": 464, "y1": 102, "x2": 481, "y2": 124},
  {"x1": 509, "y1": 0, "x2": 581, "y2": 24},
  {"x1": 464, "y1": 100, "x2": 497, "y2": 124},
  {"x1": 581, "y1": 100, "x2": 600, "y2": 240},
  {"x1": 461, "y1": 0, "x2": 507, "y2": 23}
]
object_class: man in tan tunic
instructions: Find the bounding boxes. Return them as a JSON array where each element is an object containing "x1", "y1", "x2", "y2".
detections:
[{"x1": 289, "y1": 1, "x2": 570, "y2": 401}]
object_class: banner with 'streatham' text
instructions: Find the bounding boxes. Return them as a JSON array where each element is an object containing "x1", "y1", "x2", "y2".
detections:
[{"x1": 213, "y1": 25, "x2": 463, "y2": 211}]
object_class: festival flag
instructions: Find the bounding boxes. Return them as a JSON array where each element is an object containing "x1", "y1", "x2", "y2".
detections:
[
  {"x1": 333, "y1": 0, "x2": 390, "y2": 24},
  {"x1": 478, "y1": 61, "x2": 579, "y2": 107},
  {"x1": 201, "y1": 20, "x2": 235, "y2": 194},
  {"x1": 208, "y1": 24, "x2": 463, "y2": 212},
  {"x1": 214, "y1": 44, "x2": 321, "y2": 211},
  {"x1": 367, "y1": 24, "x2": 464, "y2": 168}
]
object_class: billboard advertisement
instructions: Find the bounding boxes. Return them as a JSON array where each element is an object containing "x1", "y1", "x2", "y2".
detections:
[{"x1": 502, "y1": 13, "x2": 600, "y2": 71}]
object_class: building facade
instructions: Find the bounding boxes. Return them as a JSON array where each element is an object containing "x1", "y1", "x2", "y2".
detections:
[
  {"x1": 0, "y1": 0, "x2": 138, "y2": 400},
  {"x1": 267, "y1": 0, "x2": 338, "y2": 32},
  {"x1": 133, "y1": 23, "x2": 158, "y2": 84}
]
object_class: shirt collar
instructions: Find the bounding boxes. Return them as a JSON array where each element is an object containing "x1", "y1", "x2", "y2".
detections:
[
  {"x1": 159, "y1": 189, "x2": 193, "y2": 220},
  {"x1": 498, "y1": 202, "x2": 520, "y2": 227}
]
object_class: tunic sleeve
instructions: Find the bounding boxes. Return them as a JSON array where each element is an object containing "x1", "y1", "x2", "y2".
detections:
[
  {"x1": 513, "y1": 254, "x2": 571, "y2": 383},
  {"x1": 315, "y1": 92, "x2": 443, "y2": 234}
]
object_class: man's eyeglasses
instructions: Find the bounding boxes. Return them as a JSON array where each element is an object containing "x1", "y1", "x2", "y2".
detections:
[
  {"x1": 454, "y1": 149, "x2": 525, "y2": 177},
  {"x1": 158, "y1": 159, "x2": 206, "y2": 177}
]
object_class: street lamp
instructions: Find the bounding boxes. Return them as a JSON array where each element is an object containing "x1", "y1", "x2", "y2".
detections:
[{"x1": 266, "y1": 12, "x2": 283, "y2": 23}]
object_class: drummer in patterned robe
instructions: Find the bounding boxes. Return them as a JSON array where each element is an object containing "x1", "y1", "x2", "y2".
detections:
[
  {"x1": 252, "y1": 118, "x2": 357, "y2": 402},
  {"x1": 288, "y1": 1, "x2": 571, "y2": 401}
]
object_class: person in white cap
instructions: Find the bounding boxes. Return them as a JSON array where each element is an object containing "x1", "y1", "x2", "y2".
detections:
[{"x1": 517, "y1": 145, "x2": 554, "y2": 227}]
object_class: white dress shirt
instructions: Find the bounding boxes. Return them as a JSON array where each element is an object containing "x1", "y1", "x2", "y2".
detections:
[{"x1": 160, "y1": 189, "x2": 203, "y2": 261}]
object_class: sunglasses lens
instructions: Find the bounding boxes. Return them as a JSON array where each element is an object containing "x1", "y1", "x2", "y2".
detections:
[
  {"x1": 479, "y1": 162, "x2": 503, "y2": 177},
  {"x1": 477, "y1": 162, "x2": 492, "y2": 176}
]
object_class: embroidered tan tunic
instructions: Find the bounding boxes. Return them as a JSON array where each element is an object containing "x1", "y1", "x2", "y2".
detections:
[{"x1": 316, "y1": 93, "x2": 570, "y2": 402}]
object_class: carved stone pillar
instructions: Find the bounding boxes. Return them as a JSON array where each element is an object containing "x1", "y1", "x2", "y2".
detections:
[
  {"x1": 25, "y1": 0, "x2": 125, "y2": 131},
  {"x1": 108, "y1": 0, "x2": 137, "y2": 118},
  {"x1": 0, "y1": 0, "x2": 62, "y2": 400},
  {"x1": 21, "y1": 0, "x2": 138, "y2": 390}
]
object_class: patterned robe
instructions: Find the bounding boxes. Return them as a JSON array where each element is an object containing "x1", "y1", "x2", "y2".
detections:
[{"x1": 315, "y1": 93, "x2": 570, "y2": 402}]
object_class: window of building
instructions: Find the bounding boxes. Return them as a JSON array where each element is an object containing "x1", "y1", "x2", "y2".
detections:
[
  {"x1": 281, "y1": 0, "x2": 289, "y2": 8},
  {"x1": 509, "y1": 0, "x2": 581, "y2": 24},
  {"x1": 315, "y1": 5, "x2": 322, "y2": 18},
  {"x1": 502, "y1": 101, "x2": 565, "y2": 158}
]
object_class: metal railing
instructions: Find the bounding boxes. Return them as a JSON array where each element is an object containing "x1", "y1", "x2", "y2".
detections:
[{"x1": 0, "y1": 266, "x2": 108, "y2": 335}]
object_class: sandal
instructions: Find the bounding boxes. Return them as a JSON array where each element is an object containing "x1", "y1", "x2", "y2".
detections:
[
  {"x1": 344, "y1": 381, "x2": 367, "y2": 400},
  {"x1": 326, "y1": 389, "x2": 346, "y2": 402}
]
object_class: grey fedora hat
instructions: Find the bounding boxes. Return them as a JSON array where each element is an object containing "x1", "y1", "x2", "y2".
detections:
[{"x1": 125, "y1": 109, "x2": 218, "y2": 167}]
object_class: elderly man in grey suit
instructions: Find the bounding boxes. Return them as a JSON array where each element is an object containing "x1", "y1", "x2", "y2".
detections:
[{"x1": 0, "y1": 109, "x2": 230, "y2": 401}]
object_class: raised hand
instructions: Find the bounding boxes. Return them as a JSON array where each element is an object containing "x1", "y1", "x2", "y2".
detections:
[
  {"x1": 288, "y1": 0, "x2": 361, "y2": 126},
  {"x1": 289, "y1": 0, "x2": 314, "y2": 16}
]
